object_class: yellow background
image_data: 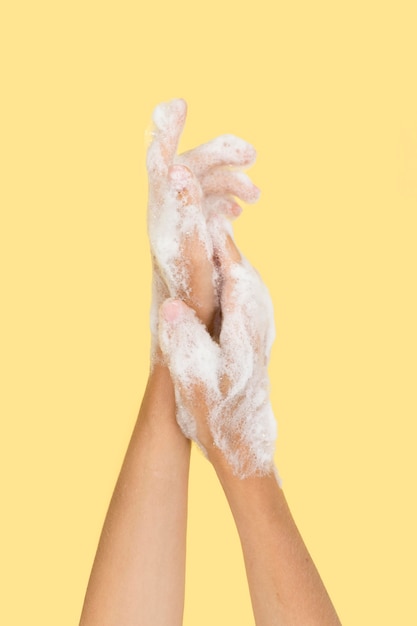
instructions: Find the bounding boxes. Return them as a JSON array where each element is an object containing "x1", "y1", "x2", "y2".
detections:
[{"x1": 1, "y1": 1, "x2": 416, "y2": 624}]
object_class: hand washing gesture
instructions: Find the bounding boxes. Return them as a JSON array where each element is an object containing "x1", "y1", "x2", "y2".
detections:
[
  {"x1": 80, "y1": 100, "x2": 341, "y2": 626},
  {"x1": 146, "y1": 98, "x2": 260, "y2": 354},
  {"x1": 147, "y1": 99, "x2": 277, "y2": 478},
  {"x1": 158, "y1": 233, "x2": 277, "y2": 479}
]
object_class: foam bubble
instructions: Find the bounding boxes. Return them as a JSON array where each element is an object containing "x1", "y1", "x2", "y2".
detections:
[
  {"x1": 147, "y1": 99, "x2": 278, "y2": 478},
  {"x1": 159, "y1": 255, "x2": 278, "y2": 479}
]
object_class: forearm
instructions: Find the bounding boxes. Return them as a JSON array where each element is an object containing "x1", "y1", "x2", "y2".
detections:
[
  {"x1": 212, "y1": 452, "x2": 341, "y2": 626},
  {"x1": 80, "y1": 364, "x2": 190, "y2": 626}
]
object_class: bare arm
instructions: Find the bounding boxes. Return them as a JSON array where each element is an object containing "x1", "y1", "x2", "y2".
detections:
[
  {"x1": 159, "y1": 233, "x2": 342, "y2": 626},
  {"x1": 79, "y1": 99, "x2": 259, "y2": 625},
  {"x1": 212, "y1": 450, "x2": 341, "y2": 626},
  {"x1": 79, "y1": 365, "x2": 190, "y2": 626}
]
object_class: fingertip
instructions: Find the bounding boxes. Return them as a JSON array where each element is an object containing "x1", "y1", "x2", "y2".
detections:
[
  {"x1": 230, "y1": 202, "x2": 243, "y2": 218},
  {"x1": 243, "y1": 143, "x2": 257, "y2": 168},
  {"x1": 223, "y1": 135, "x2": 257, "y2": 167},
  {"x1": 251, "y1": 184, "x2": 261, "y2": 202},
  {"x1": 234, "y1": 172, "x2": 261, "y2": 204},
  {"x1": 152, "y1": 98, "x2": 187, "y2": 133},
  {"x1": 171, "y1": 97, "x2": 187, "y2": 118},
  {"x1": 147, "y1": 100, "x2": 188, "y2": 179},
  {"x1": 176, "y1": 98, "x2": 187, "y2": 116}
]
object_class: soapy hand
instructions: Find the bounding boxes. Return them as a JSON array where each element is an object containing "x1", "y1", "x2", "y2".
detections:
[
  {"x1": 147, "y1": 99, "x2": 260, "y2": 361},
  {"x1": 146, "y1": 99, "x2": 277, "y2": 478},
  {"x1": 147, "y1": 99, "x2": 216, "y2": 362},
  {"x1": 158, "y1": 235, "x2": 277, "y2": 479}
]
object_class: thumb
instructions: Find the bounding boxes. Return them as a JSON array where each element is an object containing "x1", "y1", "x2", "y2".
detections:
[
  {"x1": 146, "y1": 98, "x2": 187, "y2": 180},
  {"x1": 159, "y1": 299, "x2": 220, "y2": 392}
]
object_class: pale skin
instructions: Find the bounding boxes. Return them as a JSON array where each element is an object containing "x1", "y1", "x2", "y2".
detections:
[
  {"x1": 79, "y1": 100, "x2": 341, "y2": 625},
  {"x1": 79, "y1": 364, "x2": 190, "y2": 626},
  {"x1": 213, "y1": 451, "x2": 341, "y2": 626},
  {"x1": 79, "y1": 101, "x2": 256, "y2": 626}
]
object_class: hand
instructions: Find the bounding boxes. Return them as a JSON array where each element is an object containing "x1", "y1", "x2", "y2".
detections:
[
  {"x1": 146, "y1": 99, "x2": 216, "y2": 364},
  {"x1": 146, "y1": 98, "x2": 260, "y2": 361},
  {"x1": 158, "y1": 234, "x2": 277, "y2": 479},
  {"x1": 178, "y1": 132, "x2": 261, "y2": 221}
]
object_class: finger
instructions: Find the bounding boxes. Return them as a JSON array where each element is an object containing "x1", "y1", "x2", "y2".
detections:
[
  {"x1": 150, "y1": 156, "x2": 218, "y2": 339},
  {"x1": 211, "y1": 223, "x2": 242, "y2": 269},
  {"x1": 146, "y1": 98, "x2": 187, "y2": 180},
  {"x1": 148, "y1": 163, "x2": 197, "y2": 232},
  {"x1": 177, "y1": 134, "x2": 256, "y2": 177},
  {"x1": 149, "y1": 163, "x2": 202, "y2": 226},
  {"x1": 159, "y1": 299, "x2": 220, "y2": 392},
  {"x1": 201, "y1": 170, "x2": 260, "y2": 204},
  {"x1": 167, "y1": 168, "x2": 217, "y2": 329},
  {"x1": 214, "y1": 238, "x2": 255, "y2": 393},
  {"x1": 168, "y1": 164, "x2": 203, "y2": 207},
  {"x1": 216, "y1": 235, "x2": 276, "y2": 363},
  {"x1": 204, "y1": 196, "x2": 243, "y2": 220},
  {"x1": 149, "y1": 164, "x2": 210, "y2": 304},
  {"x1": 211, "y1": 228, "x2": 242, "y2": 339},
  {"x1": 167, "y1": 165, "x2": 212, "y2": 272}
]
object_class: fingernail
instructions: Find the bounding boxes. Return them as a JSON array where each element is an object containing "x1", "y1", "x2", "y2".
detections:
[
  {"x1": 162, "y1": 300, "x2": 182, "y2": 322},
  {"x1": 169, "y1": 165, "x2": 192, "y2": 184},
  {"x1": 231, "y1": 203, "x2": 243, "y2": 217}
]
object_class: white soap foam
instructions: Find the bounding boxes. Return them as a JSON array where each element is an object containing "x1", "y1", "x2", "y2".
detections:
[
  {"x1": 148, "y1": 99, "x2": 277, "y2": 478},
  {"x1": 147, "y1": 160, "x2": 216, "y2": 364},
  {"x1": 177, "y1": 134, "x2": 257, "y2": 176},
  {"x1": 159, "y1": 255, "x2": 277, "y2": 479}
]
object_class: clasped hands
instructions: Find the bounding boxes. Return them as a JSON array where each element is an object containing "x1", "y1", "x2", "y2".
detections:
[{"x1": 147, "y1": 99, "x2": 277, "y2": 479}]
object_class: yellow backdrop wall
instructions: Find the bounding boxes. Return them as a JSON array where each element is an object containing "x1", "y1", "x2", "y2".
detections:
[{"x1": 1, "y1": 1, "x2": 416, "y2": 624}]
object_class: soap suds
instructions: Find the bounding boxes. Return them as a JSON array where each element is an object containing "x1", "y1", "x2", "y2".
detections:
[
  {"x1": 159, "y1": 253, "x2": 277, "y2": 479},
  {"x1": 147, "y1": 99, "x2": 278, "y2": 479}
]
